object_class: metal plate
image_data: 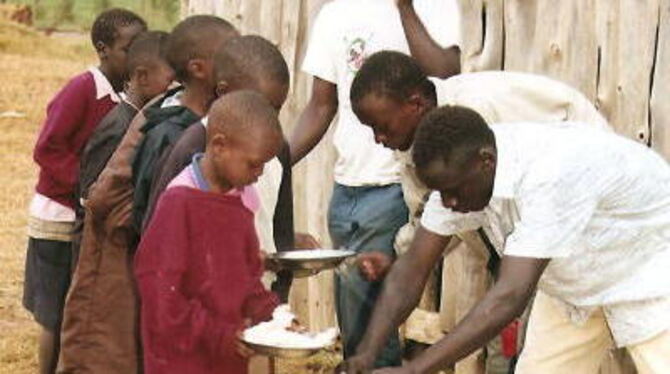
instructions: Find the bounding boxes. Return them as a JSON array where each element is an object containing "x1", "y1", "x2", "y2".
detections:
[
  {"x1": 268, "y1": 249, "x2": 356, "y2": 277},
  {"x1": 242, "y1": 340, "x2": 327, "y2": 358}
]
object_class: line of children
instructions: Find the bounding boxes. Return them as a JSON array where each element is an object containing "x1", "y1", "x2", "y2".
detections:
[
  {"x1": 27, "y1": 9, "x2": 320, "y2": 374},
  {"x1": 24, "y1": 8, "x2": 146, "y2": 374},
  {"x1": 58, "y1": 30, "x2": 174, "y2": 373},
  {"x1": 144, "y1": 34, "x2": 306, "y2": 300},
  {"x1": 131, "y1": 15, "x2": 239, "y2": 233}
]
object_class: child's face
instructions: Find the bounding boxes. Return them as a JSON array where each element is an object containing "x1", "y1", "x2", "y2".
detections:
[
  {"x1": 99, "y1": 23, "x2": 146, "y2": 89},
  {"x1": 210, "y1": 127, "x2": 281, "y2": 188},
  {"x1": 137, "y1": 60, "x2": 175, "y2": 101}
]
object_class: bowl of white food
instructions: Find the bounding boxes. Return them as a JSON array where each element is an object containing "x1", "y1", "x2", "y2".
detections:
[
  {"x1": 267, "y1": 249, "x2": 356, "y2": 278},
  {"x1": 243, "y1": 305, "x2": 338, "y2": 358}
]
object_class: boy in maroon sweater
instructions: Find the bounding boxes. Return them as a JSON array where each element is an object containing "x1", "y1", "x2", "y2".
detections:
[
  {"x1": 24, "y1": 8, "x2": 145, "y2": 374},
  {"x1": 136, "y1": 91, "x2": 282, "y2": 374}
]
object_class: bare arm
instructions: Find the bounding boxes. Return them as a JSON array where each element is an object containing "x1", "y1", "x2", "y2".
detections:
[
  {"x1": 399, "y1": 256, "x2": 549, "y2": 374},
  {"x1": 288, "y1": 77, "x2": 338, "y2": 165},
  {"x1": 397, "y1": 0, "x2": 460, "y2": 79},
  {"x1": 341, "y1": 226, "x2": 452, "y2": 372}
]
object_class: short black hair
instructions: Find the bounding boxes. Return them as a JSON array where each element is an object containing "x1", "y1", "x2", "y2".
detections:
[
  {"x1": 91, "y1": 8, "x2": 146, "y2": 50},
  {"x1": 214, "y1": 35, "x2": 290, "y2": 87},
  {"x1": 207, "y1": 90, "x2": 282, "y2": 140},
  {"x1": 350, "y1": 50, "x2": 436, "y2": 108},
  {"x1": 126, "y1": 31, "x2": 170, "y2": 75},
  {"x1": 165, "y1": 15, "x2": 238, "y2": 82},
  {"x1": 413, "y1": 105, "x2": 494, "y2": 170}
]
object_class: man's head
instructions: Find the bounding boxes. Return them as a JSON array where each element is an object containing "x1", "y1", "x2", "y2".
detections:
[
  {"x1": 91, "y1": 8, "x2": 147, "y2": 91},
  {"x1": 126, "y1": 31, "x2": 175, "y2": 104},
  {"x1": 350, "y1": 51, "x2": 437, "y2": 151},
  {"x1": 213, "y1": 35, "x2": 290, "y2": 111},
  {"x1": 205, "y1": 90, "x2": 283, "y2": 189},
  {"x1": 413, "y1": 105, "x2": 497, "y2": 213},
  {"x1": 165, "y1": 15, "x2": 239, "y2": 86}
]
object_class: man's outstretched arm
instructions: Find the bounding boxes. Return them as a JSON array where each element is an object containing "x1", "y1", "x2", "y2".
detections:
[
  {"x1": 288, "y1": 77, "x2": 338, "y2": 165},
  {"x1": 383, "y1": 256, "x2": 549, "y2": 374},
  {"x1": 341, "y1": 226, "x2": 452, "y2": 373},
  {"x1": 397, "y1": 0, "x2": 461, "y2": 79}
]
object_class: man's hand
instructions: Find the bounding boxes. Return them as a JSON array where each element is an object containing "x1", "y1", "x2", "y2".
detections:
[
  {"x1": 294, "y1": 232, "x2": 321, "y2": 249},
  {"x1": 357, "y1": 251, "x2": 393, "y2": 282},
  {"x1": 235, "y1": 319, "x2": 256, "y2": 358},
  {"x1": 335, "y1": 352, "x2": 376, "y2": 374}
]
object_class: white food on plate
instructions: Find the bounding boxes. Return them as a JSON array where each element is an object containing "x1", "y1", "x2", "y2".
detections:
[
  {"x1": 244, "y1": 304, "x2": 338, "y2": 349},
  {"x1": 279, "y1": 249, "x2": 351, "y2": 260}
]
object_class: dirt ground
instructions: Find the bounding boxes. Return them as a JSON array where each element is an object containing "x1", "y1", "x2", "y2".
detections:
[{"x1": 0, "y1": 18, "x2": 340, "y2": 373}]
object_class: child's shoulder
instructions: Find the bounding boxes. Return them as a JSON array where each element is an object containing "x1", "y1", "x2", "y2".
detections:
[{"x1": 52, "y1": 70, "x2": 97, "y2": 101}]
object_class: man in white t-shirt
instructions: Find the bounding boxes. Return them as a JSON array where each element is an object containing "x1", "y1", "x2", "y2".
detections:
[
  {"x1": 343, "y1": 106, "x2": 670, "y2": 373},
  {"x1": 289, "y1": 0, "x2": 460, "y2": 366}
]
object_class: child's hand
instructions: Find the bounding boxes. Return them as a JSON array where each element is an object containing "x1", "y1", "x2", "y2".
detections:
[
  {"x1": 235, "y1": 319, "x2": 256, "y2": 358},
  {"x1": 357, "y1": 251, "x2": 393, "y2": 282},
  {"x1": 294, "y1": 232, "x2": 320, "y2": 249}
]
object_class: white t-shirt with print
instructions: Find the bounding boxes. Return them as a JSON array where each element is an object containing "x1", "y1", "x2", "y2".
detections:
[{"x1": 302, "y1": 0, "x2": 460, "y2": 186}]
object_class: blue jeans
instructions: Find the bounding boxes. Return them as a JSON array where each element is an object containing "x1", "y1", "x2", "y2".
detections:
[{"x1": 328, "y1": 183, "x2": 409, "y2": 367}]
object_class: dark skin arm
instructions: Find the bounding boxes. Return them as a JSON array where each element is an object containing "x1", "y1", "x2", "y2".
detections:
[
  {"x1": 373, "y1": 256, "x2": 549, "y2": 374},
  {"x1": 339, "y1": 226, "x2": 452, "y2": 373},
  {"x1": 396, "y1": 0, "x2": 461, "y2": 79},
  {"x1": 289, "y1": 77, "x2": 338, "y2": 165}
]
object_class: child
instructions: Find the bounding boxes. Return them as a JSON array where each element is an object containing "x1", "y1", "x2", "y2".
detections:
[
  {"x1": 57, "y1": 30, "x2": 174, "y2": 374},
  {"x1": 77, "y1": 30, "x2": 174, "y2": 204},
  {"x1": 131, "y1": 15, "x2": 238, "y2": 232},
  {"x1": 23, "y1": 8, "x2": 145, "y2": 374},
  {"x1": 136, "y1": 91, "x2": 283, "y2": 374}
]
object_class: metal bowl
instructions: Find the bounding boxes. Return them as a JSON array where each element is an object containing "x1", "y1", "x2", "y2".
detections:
[
  {"x1": 242, "y1": 340, "x2": 330, "y2": 358},
  {"x1": 268, "y1": 249, "x2": 356, "y2": 278}
]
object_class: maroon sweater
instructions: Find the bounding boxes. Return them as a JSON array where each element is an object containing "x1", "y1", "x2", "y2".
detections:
[
  {"x1": 33, "y1": 70, "x2": 117, "y2": 208},
  {"x1": 135, "y1": 186, "x2": 279, "y2": 374}
]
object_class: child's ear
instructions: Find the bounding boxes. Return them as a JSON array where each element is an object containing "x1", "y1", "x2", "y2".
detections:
[
  {"x1": 186, "y1": 58, "x2": 208, "y2": 80},
  {"x1": 215, "y1": 81, "x2": 230, "y2": 98},
  {"x1": 95, "y1": 41, "x2": 109, "y2": 59}
]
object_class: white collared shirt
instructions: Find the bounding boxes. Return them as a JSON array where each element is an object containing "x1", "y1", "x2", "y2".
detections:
[
  {"x1": 421, "y1": 121, "x2": 670, "y2": 346},
  {"x1": 88, "y1": 66, "x2": 121, "y2": 103}
]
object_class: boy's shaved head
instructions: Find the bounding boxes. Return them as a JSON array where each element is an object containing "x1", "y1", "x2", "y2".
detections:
[
  {"x1": 206, "y1": 90, "x2": 283, "y2": 188},
  {"x1": 214, "y1": 35, "x2": 290, "y2": 109},
  {"x1": 207, "y1": 90, "x2": 281, "y2": 141},
  {"x1": 166, "y1": 15, "x2": 239, "y2": 82}
]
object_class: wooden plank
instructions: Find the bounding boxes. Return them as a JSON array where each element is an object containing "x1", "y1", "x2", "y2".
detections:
[
  {"x1": 457, "y1": 0, "x2": 504, "y2": 72},
  {"x1": 651, "y1": 0, "x2": 670, "y2": 160},
  {"x1": 504, "y1": 0, "x2": 599, "y2": 100},
  {"x1": 595, "y1": 0, "x2": 660, "y2": 141}
]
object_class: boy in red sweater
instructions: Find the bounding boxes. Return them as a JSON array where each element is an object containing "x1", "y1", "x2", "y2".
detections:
[
  {"x1": 135, "y1": 91, "x2": 283, "y2": 374},
  {"x1": 24, "y1": 8, "x2": 145, "y2": 374}
]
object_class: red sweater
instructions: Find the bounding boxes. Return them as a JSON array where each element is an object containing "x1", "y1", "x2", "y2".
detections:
[
  {"x1": 33, "y1": 70, "x2": 117, "y2": 208},
  {"x1": 135, "y1": 186, "x2": 279, "y2": 374}
]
